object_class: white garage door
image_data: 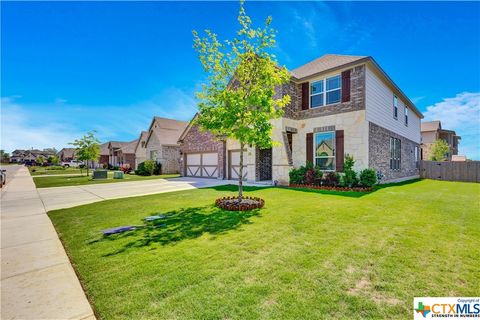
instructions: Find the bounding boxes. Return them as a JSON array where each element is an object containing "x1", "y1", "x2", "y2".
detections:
[
  {"x1": 229, "y1": 150, "x2": 248, "y2": 180},
  {"x1": 186, "y1": 153, "x2": 218, "y2": 178}
]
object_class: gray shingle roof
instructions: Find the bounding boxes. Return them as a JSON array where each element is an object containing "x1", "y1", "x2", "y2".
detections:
[{"x1": 290, "y1": 54, "x2": 368, "y2": 79}]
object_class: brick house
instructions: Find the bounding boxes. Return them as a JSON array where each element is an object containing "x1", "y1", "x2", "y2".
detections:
[
  {"x1": 57, "y1": 148, "x2": 76, "y2": 162},
  {"x1": 420, "y1": 121, "x2": 461, "y2": 161},
  {"x1": 133, "y1": 131, "x2": 148, "y2": 169},
  {"x1": 107, "y1": 140, "x2": 138, "y2": 168},
  {"x1": 143, "y1": 117, "x2": 189, "y2": 174},
  {"x1": 178, "y1": 54, "x2": 424, "y2": 184}
]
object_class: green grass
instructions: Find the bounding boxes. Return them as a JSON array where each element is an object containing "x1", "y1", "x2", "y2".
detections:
[
  {"x1": 33, "y1": 173, "x2": 180, "y2": 188},
  {"x1": 30, "y1": 167, "x2": 85, "y2": 176},
  {"x1": 48, "y1": 179, "x2": 480, "y2": 319}
]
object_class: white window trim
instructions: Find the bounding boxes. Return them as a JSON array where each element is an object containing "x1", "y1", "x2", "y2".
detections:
[
  {"x1": 314, "y1": 131, "x2": 336, "y2": 172},
  {"x1": 393, "y1": 95, "x2": 398, "y2": 120},
  {"x1": 404, "y1": 106, "x2": 409, "y2": 126},
  {"x1": 309, "y1": 74, "x2": 342, "y2": 108}
]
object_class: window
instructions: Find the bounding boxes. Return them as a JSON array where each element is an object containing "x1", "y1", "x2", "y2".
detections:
[
  {"x1": 314, "y1": 131, "x2": 335, "y2": 171},
  {"x1": 404, "y1": 106, "x2": 409, "y2": 126},
  {"x1": 390, "y1": 137, "x2": 401, "y2": 170},
  {"x1": 415, "y1": 146, "x2": 419, "y2": 168},
  {"x1": 150, "y1": 150, "x2": 157, "y2": 160},
  {"x1": 287, "y1": 132, "x2": 293, "y2": 154},
  {"x1": 310, "y1": 75, "x2": 341, "y2": 108},
  {"x1": 393, "y1": 95, "x2": 398, "y2": 119},
  {"x1": 141, "y1": 141, "x2": 145, "y2": 148}
]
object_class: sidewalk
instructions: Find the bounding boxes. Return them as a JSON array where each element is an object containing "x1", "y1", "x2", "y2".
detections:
[{"x1": 1, "y1": 166, "x2": 95, "y2": 320}]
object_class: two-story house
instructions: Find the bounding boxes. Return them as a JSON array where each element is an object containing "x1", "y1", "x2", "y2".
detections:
[
  {"x1": 420, "y1": 120, "x2": 461, "y2": 161},
  {"x1": 178, "y1": 54, "x2": 424, "y2": 184}
]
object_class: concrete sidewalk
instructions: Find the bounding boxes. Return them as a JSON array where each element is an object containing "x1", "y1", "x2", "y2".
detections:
[
  {"x1": 37, "y1": 176, "x2": 238, "y2": 211},
  {"x1": 1, "y1": 166, "x2": 95, "y2": 320}
]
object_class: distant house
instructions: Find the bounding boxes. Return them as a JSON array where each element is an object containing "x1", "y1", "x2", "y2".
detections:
[
  {"x1": 144, "y1": 117, "x2": 188, "y2": 174},
  {"x1": 421, "y1": 121, "x2": 461, "y2": 161},
  {"x1": 107, "y1": 140, "x2": 138, "y2": 168},
  {"x1": 133, "y1": 131, "x2": 148, "y2": 169},
  {"x1": 57, "y1": 148, "x2": 76, "y2": 162},
  {"x1": 98, "y1": 142, "x2": 110, "y2": 167},
  {"x1": 10, "y1": 149, "x2": 55, "y2": 163}
]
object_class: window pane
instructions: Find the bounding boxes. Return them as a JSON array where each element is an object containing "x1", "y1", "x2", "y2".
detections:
[
  {"x1": 326, "y1": 75, "x2": 341, "y2": 91},
  {"x1": 394, "y1": 95, "x2": 398, "y2": 107},
  {"x1": 311, "y1": 80, "x2": 324, "y2": 94},
  {"x1": 311, "y1": 94, "x2": 324, "y2": 108},
  {"x1": 315, "y1": 132, "x2": 335, "y2": 157},
  {"x1": 315, "y1": 157, "x2": 335, "y2": 171},
  {"x1": 326, "y1": 89, "x2": 341, "y2": 104}
]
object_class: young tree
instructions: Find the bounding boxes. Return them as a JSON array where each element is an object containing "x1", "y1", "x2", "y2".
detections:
[
  {"x1": 48, "y1": 155, "x2": 60, "y2": 165},
  {"x1": 193, "y1": 1, "x2": 291, "y2": 200},
  {"x1": 70, "y1": 131, "x2": 100, "y2": 176},
  {"x1": 430, "y1": 139, "x2": 450, "y2": 161},
  {"x1": 36, "y1": 155, "x2": 45, "y2": 166},
  {"x1": 0, "y1": 150, "x2": 10, "y2": 163}
]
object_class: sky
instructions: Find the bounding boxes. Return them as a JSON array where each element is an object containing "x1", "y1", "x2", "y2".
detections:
[{"x1": 1, "y1": 1, "x2": 479, "y2": 158}]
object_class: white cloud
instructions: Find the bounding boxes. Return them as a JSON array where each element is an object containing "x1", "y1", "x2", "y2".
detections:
[
  {"x1": 0, "y1": 88, "x2": 199, "y2": 153},
  {"x1": 423, "y1": 92, "x2": 480, "y2": 160}
]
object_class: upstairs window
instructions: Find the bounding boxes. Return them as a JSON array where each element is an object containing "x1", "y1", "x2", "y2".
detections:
[
  {"x1": 390, "y1": 137, "x2": 401, "y2": 170},
  {"x1": 404, "y1": 106, "x2": 409, "y2": 126},
  {"x1": 310, "y1": 75, "x2": 342, "y2": 108},
  {"x1": 393, "y1": 95, "x2": 398, "y2": 119}
]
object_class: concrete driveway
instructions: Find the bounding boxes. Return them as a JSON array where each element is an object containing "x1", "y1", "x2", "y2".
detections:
[{"x1": 37, "y1": 177, "x2": 231, "y2": 211}]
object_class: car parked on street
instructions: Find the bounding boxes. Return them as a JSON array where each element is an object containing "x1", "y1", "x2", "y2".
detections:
[
  {"x1": 61, "y1": 160, "x2": 84, "y2": 168},
  {"x1": 0, "y1": 169, "x2": 6, "y2": 187}
]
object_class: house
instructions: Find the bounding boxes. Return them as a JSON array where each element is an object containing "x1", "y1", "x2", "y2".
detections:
[
  {"x1": 107, "y1": 140, "x2": 138, "y2": 168},
  {"x1": 98, "y1": 142, "x2": 110, "y2": 167},
  {"x1": 57, "y1": 148, "x2": 76, "y2": 162},
  {"x1": 10, "y1": 150, "x2": 27, "y2": 163},
  {"x1": 144, "y1": 117, "x2": 189, "y2": 174},
  {"x1": 420, "y1": 120, "x2": 461, "y2": 161},
  {"x1": 178, "y1": 54, "x2": 424, "y2": 184},
  {"x1": 10, "y1": 149, "x2": 56, "y2": 163},
  {"x1": 133, "y1": 131, "x2": 148, "y2": 169}
]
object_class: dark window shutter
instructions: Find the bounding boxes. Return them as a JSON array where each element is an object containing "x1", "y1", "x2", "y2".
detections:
[
  {"x1": 301, "y1": 82, "x2": 309, "y2": 110},
  {"x1": 341, "y1": 70, "x2": 351, "y2": 102},
  {"x1": 306, "y1": 133, "x2": 313, "y2": 164},
  {"x1": 335, "y1": 130, "x2": 344, "y2": 172}
]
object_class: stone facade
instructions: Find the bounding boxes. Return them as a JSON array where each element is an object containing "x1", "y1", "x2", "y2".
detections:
[
  {"x1": 161, "y1": 145, "x2": 181, "y2": 174},
  {"x1": 369, "y1": 122, "x2": 419, "y2": 182},
  {"x1": 178, "y1": 125, "x2": 226, "y2": 179}
]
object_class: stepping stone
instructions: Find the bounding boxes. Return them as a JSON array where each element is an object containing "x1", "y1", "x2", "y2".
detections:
[{"x1": 102, "y1": 226, "x2": 136, "y2": 236}]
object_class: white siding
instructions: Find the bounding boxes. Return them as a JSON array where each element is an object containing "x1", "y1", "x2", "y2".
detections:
[{"x1": 365, "y1": 66, "x2": 421, "y2": 143}]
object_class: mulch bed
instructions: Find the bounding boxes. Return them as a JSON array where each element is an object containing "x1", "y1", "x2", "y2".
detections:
[
  {"x1": 216, "y1": 196, "x2": 265, "y2": 211},
  {"x1": 289, "y1": 184, "x2": 372, "y2": 192}
]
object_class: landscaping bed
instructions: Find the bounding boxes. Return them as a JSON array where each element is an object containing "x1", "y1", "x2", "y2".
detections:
[
  {"x1": 215, "y1": 196, "x2": 265, "y2": 211},
  {"x1": 288, "y1": 183, "x2": 372, "y2": 192}
]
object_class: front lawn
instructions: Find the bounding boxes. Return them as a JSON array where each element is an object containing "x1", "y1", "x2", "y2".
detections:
[
  {"x1": 34, "y1": 173, "x2": 180, "y2": 188},
  {"x1": 48, "y1": 180, "x2": 480, "y2": 319},
  {"x1": 29, "y1": 166, "x2": 85, "y2": 176}
]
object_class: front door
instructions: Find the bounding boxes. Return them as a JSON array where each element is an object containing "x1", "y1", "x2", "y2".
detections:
[{"x1": 257, "y1": 148, "x2": 272, "y2": 181}]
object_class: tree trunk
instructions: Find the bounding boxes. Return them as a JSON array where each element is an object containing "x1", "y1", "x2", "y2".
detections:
[
  {"x1": 238, "y1": 142, "x2": 244, "y2": 200},
  {"x1": 86, "y1": 160, "x2": 89, "y2": 176}
]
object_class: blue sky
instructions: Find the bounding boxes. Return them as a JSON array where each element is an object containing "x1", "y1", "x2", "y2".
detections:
[{"x1": 2, "y1": 1, "x2": 479, "y2": 158}]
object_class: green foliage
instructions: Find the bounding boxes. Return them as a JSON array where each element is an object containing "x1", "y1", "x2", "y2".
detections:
[
  {"x1": 323, "y1": 172, "x2": 340, "y2": 186},
  {"x1": 36, "y1": 155, "x2": 45, "y2": 165},
  {"x1": 289, "y1": 162, "x2": 322, "y2": 185},
  {"x1": 70, "y1": 131, "x2": 100, "y2": 175},
  {"x1": 0, "y1": 150, "x2": 10, "y2": 162},
  {"x1": 193, "y1": 1, "x2": 290, "y2": 198},
  {"x1": 343, "y1": 155, "x2": 358, "y2": 187},
  {"x1": 153, "y1": 162, "x2": 162, "y2": 175},
  {"x1": 136, "y1": 160, "x2": 156, "y2": 176},
  {"x1": 430, "y1": 139, "x2": 450, "y2": 161},
  {"x1": 48, "y1": 155, "x2": 60, "y2": 165},
  {"x1": 359, "y1": 169, "x2": 377, "y2": 187}
]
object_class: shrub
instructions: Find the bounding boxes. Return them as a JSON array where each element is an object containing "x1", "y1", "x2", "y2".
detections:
[
  {"x1": 120, "y1": 164, "x2": 132, "y2": 174},
  {"x1": 79, "y1": 164, "x2": 86, "y2": 169},
  {"x1": 323, "y1": 172, "x2": 339, "y2": 186},
  {"x1": 136, "y1": 160, "x2": 155, "y2": 176},
  {"x1": 343, "y1": 154, "x2": 358, "y2": 187},
  {"x1": 289, "y1": 167, "x2": 305, "y2": 184},
  {"x1": 359, "y1": 169, "x2": 377, "y2": 187},
  {"x1": 153, "y1": 162, "x2": 162, "y2": 175},
  {"x1": 46, "y1": 165, "x2": 65, "y2": 170}
]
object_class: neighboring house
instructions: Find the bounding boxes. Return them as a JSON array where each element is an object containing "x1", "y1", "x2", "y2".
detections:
[
  {"x1": 107, "y1": 140, "x2": 138, "y2": 168},
  {"x1": 144, "y1": 117, "x2": 189, "y2": 174},
  {"x1": 420, "y1": 120, "x2": 461, "y2": 161},
  {"x1": 179, "y1": 54, "x2": 424, "y2": 184},
  {"x1": 133, "y1": 131, "x2": 148, "y2": 169},
  {"x1": 98, "y1": 142, "x2": 110, "y2": 167},
  {"x1": 10, "y1": 149, "x2": 56, "y2": 163},
  {"x1": 451, "y1": 155, "x2": 467, "y2": 162},
  {"x1": 57, "y1": 148, "x2": 76, "y2": 162}
]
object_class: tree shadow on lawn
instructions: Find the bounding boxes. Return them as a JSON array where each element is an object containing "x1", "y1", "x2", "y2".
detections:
[{"x1": 97, "y1": 205, "x2": 261, "y2": 256}]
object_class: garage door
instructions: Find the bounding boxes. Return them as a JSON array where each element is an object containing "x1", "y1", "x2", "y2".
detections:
[
  {"x1": 185, "y1": 153, "x2": 218, "y2": 178},
  {"x1": 229, "y1": 150, "x2": 248, "y2": 180}
]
